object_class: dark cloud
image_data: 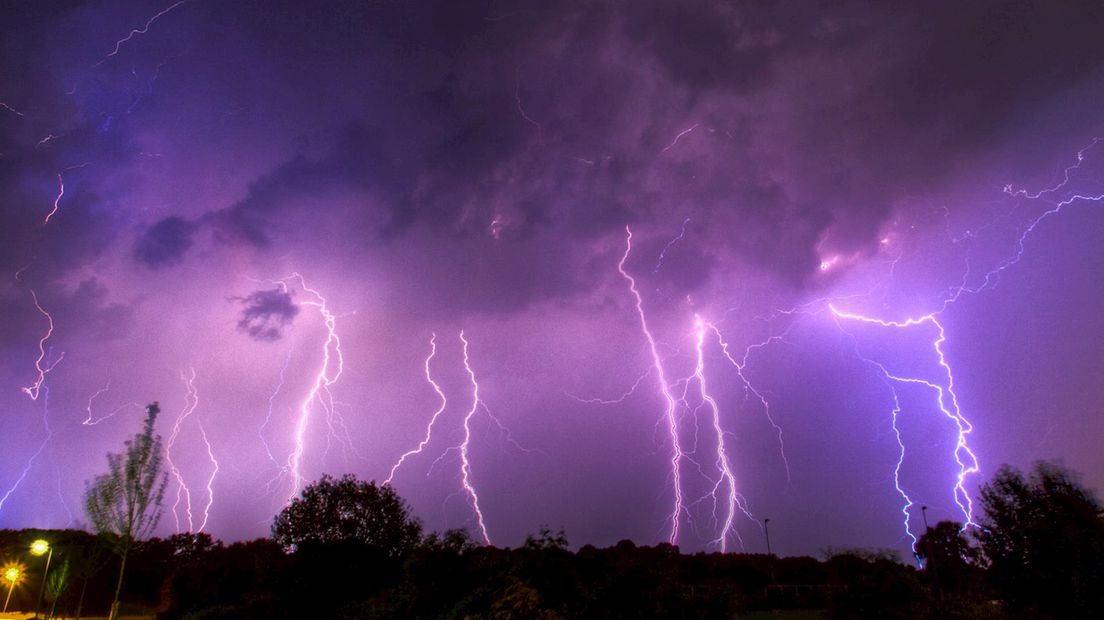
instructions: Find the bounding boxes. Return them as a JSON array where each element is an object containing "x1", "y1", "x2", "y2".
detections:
[
  {"x1": 235, "y1": 288, "x2": 299, "y2": 341},
  {"x1": 134, "y1": 217, "x2": 197, "y2": 268}
]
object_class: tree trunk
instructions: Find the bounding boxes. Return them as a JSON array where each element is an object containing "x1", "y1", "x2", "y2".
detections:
[
  {"x1": 108, "y1": 550, "x2": 128, "y2": 620},
  {"x1": 74, "y1": 574, "x2": 88, "y2": 620}
]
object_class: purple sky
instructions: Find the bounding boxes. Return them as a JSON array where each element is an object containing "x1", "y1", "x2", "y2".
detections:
[{"x1": 2, "y1": 0, "x2": 1104, "y2": 558}]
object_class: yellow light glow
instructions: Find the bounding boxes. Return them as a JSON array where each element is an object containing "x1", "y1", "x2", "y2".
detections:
[
  {"x1": 2, "y1": 566, "x2": 20, "y2": 584},
  {"x1": 30, "y1": 539, "x2": 49, "y2": 556}
]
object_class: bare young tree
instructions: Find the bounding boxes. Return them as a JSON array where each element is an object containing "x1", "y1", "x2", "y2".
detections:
[{"x1": 84, "y1": 402, "x2": 168, "y2": 620}]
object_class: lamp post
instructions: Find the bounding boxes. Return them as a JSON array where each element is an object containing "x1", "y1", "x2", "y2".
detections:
[
  {"x1": 920, "y1": 505, "x2": 930, "y2": 532},
  {"x1": 31, "y1": 539, "x2": 52, "y2": 620},
  {"x1": 763, "y1": 518, "x2": 772, "y2": 556},
  {"x1": 3, "y1": 565, "x2": 21, "y2": 613}
]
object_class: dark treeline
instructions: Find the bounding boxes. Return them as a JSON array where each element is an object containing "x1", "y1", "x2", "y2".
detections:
[{"x1": 2, "y1": 460, "x2": 1102, "y2": 619}]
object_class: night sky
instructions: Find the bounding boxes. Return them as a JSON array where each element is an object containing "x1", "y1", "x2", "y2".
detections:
[{"x1": 2, "y1": 0, "x2": 1104, "y2": 558}]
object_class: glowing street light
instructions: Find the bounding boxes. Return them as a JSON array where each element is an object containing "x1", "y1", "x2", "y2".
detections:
[
  {"x1": 30, "y1": 539, "x2": 52, "y2": 620},
  {"x1": 3, "y1": 564, "x2": 23, "y2": 613}
]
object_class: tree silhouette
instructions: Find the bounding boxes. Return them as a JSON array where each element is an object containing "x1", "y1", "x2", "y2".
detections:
[
  {"x1": 272, "y1": 474, "x2": 422, "y2": 557},
  {"x1": 976, "y1": 461, "x2": 1104, "y2": 616},
  {"x1": 84, "y1": 402, "x2": 168, "y2": 620},
  {"x1": 915, "y1": 520, "x2": 980, "y2": 591}
]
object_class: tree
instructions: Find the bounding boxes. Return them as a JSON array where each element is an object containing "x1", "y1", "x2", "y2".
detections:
[
  {"x1": 272, "y1": 474, "x2": 422, "y2": 557},
  {"x1": 84, "y1": 402, "x2": 168, "y2": 620},
  {"x1": 915, "y1": 520, "x2": 981, "y2": 591},
  {"x1": 975, "y1": 461, "x2": 1104, "y2": 617}
]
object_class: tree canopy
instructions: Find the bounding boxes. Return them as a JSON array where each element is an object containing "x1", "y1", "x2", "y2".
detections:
[
  {"x1": 272, "y1": 474, "x2": 423, "y2": 557},
  {"x1": 84, "y1": 401, "x2": 168, "y2": 620},
  {"x1": 976, "y1": 460, "x2": 1104, "y2": 617}
]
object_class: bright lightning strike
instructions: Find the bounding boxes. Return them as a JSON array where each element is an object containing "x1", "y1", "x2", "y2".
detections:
[
  {"x1": 196, "y1": 420, "x2": 219, "y2": 533},
  {"x1": 166, "y1": 367, "x2": 199, "y2": 532},
  {"x1": 385, "y1": 333, "x2": 449, "y2": 486},
  {"x1": 459, "y1": 330, "x2": 492, "y2": 545},
  {"x1": 43, "y1": 173, "x2": 63, "y2": 226},
  {"x1": 20, "y1": 291, "x2": 64, "y2": 401},
  {"x1": 829, "y1": 305, "x2": 980, "y2": 526},
  {"x1": 619, "y1": 226, "x2": 685, "y2": 544},
  {"x1": 690, "y1": 316, "x2": 740, "y2": 551},
  {"x1": 280, "y1": 273, "x2": 345, "y2": 503}
]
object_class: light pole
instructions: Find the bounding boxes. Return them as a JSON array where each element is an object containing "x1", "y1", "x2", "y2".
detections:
[
  {"x1": 763, "y1": 518, "x2": 772, "y2": 556},
  {"x1": 3, "y1": 565, "x2": 22, "y2": 613},
  {"x1": 31, "y1": 539, "x2": 52, "y2": 620},
  {"x1": 920, "y1": 505, "x2": 930, "y2": 532}
]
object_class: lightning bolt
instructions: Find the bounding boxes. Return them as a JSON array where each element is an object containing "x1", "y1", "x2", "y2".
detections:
[
  {"x1": 259, "y1": 343, "x2": 294, "y2": 470},
  {"x1": 619, "y1": 226, "x2": 685, "y2": 544},
  {"x1": 0, "y1": 101, "x2": 25, "y2": 116},
  {"x1": 385, "y1": 333, "x2": 448, "y2": 486},
  {"x1": 707, "y1": 323, "x2": 792, "y2": 483},
  {"x1": 20, "y1": 291, "x2": 64, "y2": 401},
  {"x1": 0, "y1": 379, "x2": 54, "y2": 515},
  {"x1": 166, "y1": 367, "x2": 199, "y2": 532},
  {"x1": 101, "y1": 0, "x2": 197, "y2": 61},
  {"x1": 660, "y1": 123, "x2": 700, "y2": 153},
  {"x1": 458, "y1": 330, "x2": 492, "y2": 545},
  {"x1": 281, "y1": 273, "x2": 345, "y2": 503},
  {"x1": 83, "y1": 380, "x2": 142, "y2": 425},
  {"x1": 689, "y1": 316, "x2": 740, "y2": 551},
  {"x1": 196, "y1": 420, "x2": 219, "y2": 532},
  {"x1": 514, "y1": 79, "x2": 543, "y2": 145},
  {"x1": 829, "y1": 306, "x2": 979, "y2": 527},
  {"x1": 654, "y1": 218, "x2": 691, "y2": 273}
]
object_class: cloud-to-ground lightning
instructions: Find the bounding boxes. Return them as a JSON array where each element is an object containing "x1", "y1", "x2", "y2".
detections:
[
  {"x1": 689, "y1": 316, "x2": 740, "y2": 551},
  {"x1": 166, "y1": 368, "x2": 199, "y2": 532},
  {"x1": 101, "y1": 0, "x2": 197, "y2": 60},
  {"x1": 619, "y1": 226, "x2": 685, "y2": 544},
  {"x1": 829, "y1": 306, "x2": 979, "y2": 527},
  {"x1": 279, "y1": 274, "x2": 345, "y2": 503},
  {"x1": 385, "y1": 334, "x2": 449, "y2": 486},
  {"x1": 20, "y1": 291, "x2": 63, "y2": 401},
  {"x1": 196, "y1": 420, "x2": 219, "y2": 532},
  {"x1": 706, "y1": 322, "x2": 792, "y2": 483},
  {"x1": 458, "y1": 331, "x2": 492, "y2": 545}
]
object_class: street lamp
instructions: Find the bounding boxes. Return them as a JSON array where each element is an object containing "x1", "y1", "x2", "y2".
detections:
[
  {"x1": 30, "y1": 539, "x2": 53, "y2": 620},
  {"x1": 3, "y1": 564, "x2": 23, "y2": 613},
  {"x1": 763, "y1": 518, "x2": 772, "y2": 556}
]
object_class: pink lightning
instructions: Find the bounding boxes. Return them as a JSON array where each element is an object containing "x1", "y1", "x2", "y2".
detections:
[
  {"x1": 660, "y1": 123, "x2": 700, "y2": 153},
  {"x1": 706, "y1": 323, "x2": 792, "y2": 482},
  {"x1": 43, "y1": 173, "x2": 63, "y2": 226},
  {"x1": 829, "y1": 305, "x2": 980, "y2": 526},
  {"x1": 281, "y1": 273, "x2": 344, "y2": 503},
  {"x1": 619, "y1": 226, "x2": 685, "y2": 544},
  {"x1": 83, "y1": 380, "x2": 142, "y2": 426},
  {"x1": 0, "y1": 379, "x2": 55, "y2": 515},
  {"x1": 690, "y1": 316, "x2": 740, "y2": 551},
  {"x1": 458, "y1": 331, "x2": 492, "y2": 545},
  {"x1": 20, "y1": 291, "x2": 64, "y2": 401},
  {"x1": 196, "y1": 420, "x2": 219, "y2": 532},
  {"x1": 166, "y1": 367, "x2": 199, "y2": 532},
  {"x1": 384, "y1": 334, "x2": 449, "y2": 486}
]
